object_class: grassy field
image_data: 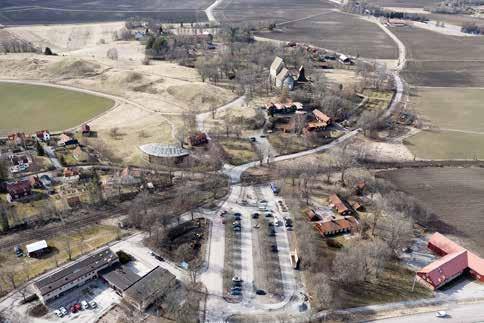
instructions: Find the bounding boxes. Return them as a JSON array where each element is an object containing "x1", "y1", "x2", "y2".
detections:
[
  {"x1": 412, "y1": 87, "x2": 484, "y2": 132},
  {"x1": 218, "y1": 138, "x2": 258, "y2": 166},
  {"x1": 405, "y1": 130, "x2": 484, "y2": 160},
  {"x1": 0, "y1": 82, "x2": 114, "y2": 136},
  {"x1": 379, "y1": 167, "x2": 484, "y2": 251},
  {"x1": 0, "y1": 224, "x2": 123, "y2": 291}
]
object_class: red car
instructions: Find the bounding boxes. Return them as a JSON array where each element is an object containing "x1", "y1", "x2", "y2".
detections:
[
  {"x1": 70, "y1": 306, "x2": 78, "y2": 314},
  {"x1": 74, "y1": 303, "x2": 81, "y2": 311}
]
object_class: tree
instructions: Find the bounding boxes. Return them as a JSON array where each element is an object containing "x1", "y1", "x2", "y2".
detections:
[
  {"x1": 334, "y1": 142, "x2": 354, "y2": 186},
  {"x1": 0, "y1": 202, "x2": 9, "y2": 232},
  {"x1": 63, "y1": 235, "x2": 72, "y2": 261},
  {"x1": 36, "y1": 141, "x2": 45, "y2": 156},
  {"x1": 0, "y1": 159, "x2": 8, "y2": 182},
  {"x1": 107, "y1": 48, "x2": 119, "y2": 60}
]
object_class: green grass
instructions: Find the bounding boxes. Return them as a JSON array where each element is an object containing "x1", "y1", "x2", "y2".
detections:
[
  {"x1": 0, "y1": 82, "x2": 114, "y2": 135},
  {"x1": 413, "y1": 87, "x2": 484, "y2": 132},
  {"x1": 405, "y1": 130, "x2": 484, "y2": 160}
]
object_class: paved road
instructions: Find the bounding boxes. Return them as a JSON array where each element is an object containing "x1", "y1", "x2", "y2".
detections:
[
  {"x1": 42, "y1": 142, "x2": 62, "y2": 169},
  {"x1": 375, "y1": 302, "x2": 484, "y2": 323}
]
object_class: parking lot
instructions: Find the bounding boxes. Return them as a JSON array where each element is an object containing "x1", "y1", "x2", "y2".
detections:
[{"x1": 45, "y1": 278, "x2": 121, "y2": 322}]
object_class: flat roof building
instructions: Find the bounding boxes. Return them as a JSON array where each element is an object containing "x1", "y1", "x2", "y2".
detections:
[
  {"x1": 33, "y1": 248, "x2": 119, "y2": 303},
  {"x1": 26, "y1": 240, "x2": 49, "y2": 257},
  {"x1": 139, "y1": 144, "x2": 190, "y2": 166},
  {"x1": 123, "y1": 266, "x2": 176, "y2": 311}
]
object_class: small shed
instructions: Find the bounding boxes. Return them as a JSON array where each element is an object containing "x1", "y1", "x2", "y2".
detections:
[{"x1": 26, "y1": 240, "x2": 49, "y2": 257}]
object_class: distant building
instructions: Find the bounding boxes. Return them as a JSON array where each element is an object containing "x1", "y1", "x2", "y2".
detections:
[
  {"x1": 33, "y1": 248, "x2": 119, "y2": 303},
  {"x1": 269, "y1": 56, "x2": 303, "y2": 91},
  {"x1": 188, "y1": 132, "x2": 208, "y2": 146},
  {"x1": 6, "y1": 180, "x2": 32, "y2": 202},
  {"x1": 58, "y1": 134, "x2": 78, "y2": 147},
  {"x1": 35, "y1": 130, "x2": 51, "y2": 142},
  {"x1": 101, "y1": 264, "x2": 141, "y2": 295},
  {"x1": 123, "y1": 266, "x2": 177, "y2": 311},
  {"x1": 81, "y1": 124, "x2": 91, "y2": 137},
  {"x1": 313, "y1": 216, "x2": 359, "y2": 237},
  {"x1": 275, "y1": 67, "x2": 295, "y2": 90},
  {"x1": 270, "y1": 56, "x2": 285, "y2": 80},
  {"x1": 417, "y1": 233, "x2": 484, "y2": 290},
  {"x1": 7, "y1": 132, "x2": 27, "y2": 146},
  {"x1": 139, "y1": 143, "x2": 189, "y2": 166}
]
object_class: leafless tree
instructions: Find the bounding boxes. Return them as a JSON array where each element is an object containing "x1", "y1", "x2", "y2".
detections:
[
  {"x1": 334, "y1": 142, "x2": 354, "y2": 186},
  {"x1": 63, "y1": 234, "x2": 73, "y2": 261},
  {"x1": 106, "y1": 48, "x2": 119, "y2": 60}
]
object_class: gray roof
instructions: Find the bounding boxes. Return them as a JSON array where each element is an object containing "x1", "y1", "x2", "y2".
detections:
[
  {"x1": 34, "y1": 248, "x2": 118, "y2": 296},
  {"x1": 139, "y1": 144, "x2": 189, "y2": 158},
  {"x1": 276, "y1": 67, "x2": 292, "y2": 84},
  {"x1": 270, "y1": 56, "x2": 284, "y2": 78},
  {"x1": 124, "y1": 266, "x2": 176, "y2": 304},
  {"x1": 100, "y1": 264, "x2": 141, "y2": 292}
]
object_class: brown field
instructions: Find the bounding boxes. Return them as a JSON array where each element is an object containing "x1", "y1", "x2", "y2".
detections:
[
  {"x1": 258, "y1": 12, "x2": 398, "y2": 59},
  {"x1": 368, "y1": 0, "x2": 441, "y2": 7},
  {"x1": 403, "y1": 61, "x2": 484, "y2": 87},
  {"x1": 394, "y1": 27, "x2": 484, "y2": 61},
  {"x1": 394, "y1": 26, "x2": 484, "y2": 86},
  {"x1": 379, "y1": 167, "x2": 484, "y2": 252}
]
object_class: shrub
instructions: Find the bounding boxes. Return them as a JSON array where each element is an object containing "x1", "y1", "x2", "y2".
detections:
[{"x1": 116, "y1": 250, "x2": 133, "y2": 264}]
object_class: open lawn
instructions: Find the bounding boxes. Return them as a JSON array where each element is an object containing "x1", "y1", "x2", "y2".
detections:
[
  {"x1": 0, "y1": 82, "x2": 113, "y2": 136},
  {"x1": 0, "y1": 224, "x2": 123, "y2": 292},
  {"x1": 218, "y1": 138, "x2": 258, "y2": 166},
  {"x1": 379, "y1": 167, "x2": 484, "y2": 252},
  {"x1": 405, "y1": 130, "x2": 484, "y2": 160},
  {"x1": 411, "y1": 87, "x2": 484, "y2": 132},
  {"x1": 403, "y1": 61, "x2": 484, "y2": 87}
]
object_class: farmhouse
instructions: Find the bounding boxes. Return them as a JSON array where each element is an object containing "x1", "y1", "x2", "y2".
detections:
[
  {"x1": 6, "y1": 180, "x2": 32, "y2": 202},
  {"x1": 33, "y1": 248, "x2": 119, "y2": 303},
  {"x1": 139, "y1": 143, "x2": 190, "y2": 166},
  {"x1": 123, "y1": 266, "x2": 177, "y2": 311},
  {"x1": 329, "y1": 193, "x2": 353, "y2": 215},
  {"x1": 25, "y1": 240, "x2": 49, "y2": 257},
  {"x1": 275, "y1": 67, "x2": 295, "y2": 90},
  {"x1": 417, "y1": 233, "x2": 484, "y2": 290},
  {"x1": 269, "y1": 56, "x2": 305, "y2": 90},
  {"x1": 313, "y1": 216, "x2": 359, "y2": 237}
]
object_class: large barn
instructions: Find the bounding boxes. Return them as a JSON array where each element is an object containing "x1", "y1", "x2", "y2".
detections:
[{"x1": 417, "y1": 233, "x2": 484, "y2": 290}]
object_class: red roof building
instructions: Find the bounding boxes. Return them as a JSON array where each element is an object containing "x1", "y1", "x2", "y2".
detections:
[
  {"x1": 417, "y1": 233, "x2": 484, "y2": 290},
  {"x1": 188, "y1": 132, "x2": 208, "y2": 146},
  {"x1": 6, "y1": 180, "x2": 32, "y2": 202},
  {"x1": 329, "y1": 193, "x2": 353, "y2": 215},
  {"x1": 313, "y1": 216, "x2": 359, "y2": 237},
  {"x1": 81, "y1": 124, "x2": 91, "y2": 136}
]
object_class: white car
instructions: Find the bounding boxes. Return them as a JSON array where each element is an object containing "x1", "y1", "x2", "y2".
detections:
[
  {"x1": 81, "y1": 300, "x2": 89, "y2": 310},
  {"x1": 89, "y1": 300, "x2": 97, "y2": 309},
  {"x1": 59, "y1": 307, "x2": 68, "y2": 316},
  {"x1": 54, "y1": 309, "x2": 63, "y2": 317},
  {"x1": 436, "y1": 311, "x2": 448, "y2": 318}
]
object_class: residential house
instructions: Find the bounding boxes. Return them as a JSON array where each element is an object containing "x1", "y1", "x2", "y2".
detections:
[
  {"x1": 417, "y1": 233, "x2": 484, "y2": 290},
  {"x1": 329, "y1": 193, "x2": 353, "y2": 215},
  {"x1": 305, "y1": 209, "x2": 321, "y2": 222},
  {"x1": 6, "y1": 180, "x2": 32, "y2": 202},
  {"x1": 10, "y1": 154, "x2": 31, "y2": 167},
  {"x1": 270, "y1": 56, "x2": 285, "y2": 81},
  {"x1": 63, "y1": 167, "x2": 80, "y2": 182},
  {"x1": 58, "y1": 134, "x2": 78, "y2": 147},
  {"x1": 7, "y1": 132, "x2": 27, "y2": 146},
  {"x1": 81, "y1": 124, "x2": 91, "y2": 137},
  {"x1": 275, "y1": 67, "x2": 295, "y2": 90},
  {"x1": 35, "y1": 130, "x2": 51, "y2": 142},
  {"x1": 188, "y1": 132, "x2": 208, "y2": 146},
  {"x1": 313, "y1": 109, "x2": 332, "y2": 126},
  {"x1": 266, "y1": 102, "x2": 297, "y2": 115},
  {"x1": 338, "y1": 54, "x2": 353, "y2": 65}
]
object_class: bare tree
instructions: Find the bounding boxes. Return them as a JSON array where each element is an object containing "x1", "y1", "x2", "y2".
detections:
[
  {"x1": 63, "y1": 235, "x2": 72, "y2": 261},
  {"x1": 334, "y1": 142, "x2": 354, "y2": 186}
]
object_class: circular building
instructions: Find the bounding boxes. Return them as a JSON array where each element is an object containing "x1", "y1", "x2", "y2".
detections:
[{"x1": 139, "y1": 143, "x2": 190, "y2": 166}]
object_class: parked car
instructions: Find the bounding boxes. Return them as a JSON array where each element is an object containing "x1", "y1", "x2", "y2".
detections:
[
  {"x1": 256, "y1": 289, "x2": 266, "y2": 295},
  {"x1": 231, "y1": 289, "x2": 241, "y2": 296},
  {"x1": 250, "y1": 137, "x2": 256, "y2": 142},
  {"x1": 59, "y1": 307, "x2": 68, "y2": 316},
  {"x1": 436, "y1": 311, "x2": 449, "y2": 318},
  {"x1": 252, "y1": 213, "x2": 259, "y2": 219},
  {"x1": 231, "y1": 286, "x2": 242, "y2": 292},
  {"x1": 54, "y1": 309, "x2": 63, "y2": 317},
  {"x1": 271, "y1": 245, "x2": 278, "y2": 253},
  {"x1": 88, "y1": 301, "x2": 97, "y2": 309},
  {"x1": 74, "y1": 303, "x2": 81, "y2": 311},
  {"x1": 70, "y1": 305, "x2": 78, "y2": 314},
  {"x1": 14, "y1": 245, "x2": 23, "y2": 257},
  {"x1": 207, "y1": 44, "x2": 216, "y2": 50},
  {"x1": 265, "y1": 213, "x2": 272, "y2": 217},
  {"x1": 234, "y1": 226, "x2": 241, "y2": 232},
  {"x1": 269, "y1": 228, "x2": 276, "y2": 236},
  {"x1": 81, "y1": 300, "x2": 89, "y2": 310}
]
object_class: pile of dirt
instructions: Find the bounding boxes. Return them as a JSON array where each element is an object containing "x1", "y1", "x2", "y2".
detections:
[
  {"x1": 0, "y1": 58, "x2": 47, "y2": 78},
  {"x1": 167, "y1": 83, "x2": 235, "y2": 110},
  {"x1": 48, "y1": 59, "x2": 101, "y2": 78}
]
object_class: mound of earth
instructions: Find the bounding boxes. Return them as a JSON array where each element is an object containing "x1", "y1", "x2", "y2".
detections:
[
  {"x1": 167, "y1": 83, "x2": 236, "y2": 111},
  {"x1": 48, "y1": 59, "x2": 101, "y2": 78},
  {"x1": 0, "y1": 58, "x2": 48, "y2": 78}
]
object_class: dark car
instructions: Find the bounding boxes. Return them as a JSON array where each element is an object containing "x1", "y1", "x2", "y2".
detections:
[
  {"x1": 252, "y1": 213, "x2": 259, "y2": 219},
  {"x1": 256, "y1": 289, "x2": 266, "y2": 295},
  {"x1": 14, "y1": 245, "x2": 23, "y2": 257},
  {"x1": 250, "y1": 137, "x2": 256, "y2": 142},
  {"x1": 269, "y1": 228, "x2": 276, "y2": 236},
  {"x1": 265, "y1": 213, "x2": 273, "y2": 218},
  {"x1": 271, "y1": 245, "x2": 278, "y2": 253},
  {"x1": 231, "y1": 289, "x2": 242, "y2": 296}
]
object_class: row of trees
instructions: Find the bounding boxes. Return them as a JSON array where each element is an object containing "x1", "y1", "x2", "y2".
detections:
[
  {"x1": 461, "y1": 22, "x2": 484, "y2": 34},
  {"x1": 343, "y1": 0, "x2": 429, "y2": 22}
]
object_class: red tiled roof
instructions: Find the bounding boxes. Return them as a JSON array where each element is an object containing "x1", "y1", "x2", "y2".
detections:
[
  {"x1": 6, "y1": 180, "x2": 32, "y2": 195},
  {"x1": 428, "y1": 232, "x2": 465, "y2": 255},
  {"x1": 314, "y1": 217, "x2": 358, "y2": 236},
  {"x1": 313, "y1": 109, "x2": 331, "y2": 123},
  {"x1": 418, "y1": 233, "x2": 484, "y2": 289},
  {"x1": 329, "y1": 194, "x2": 350, "y2": 214}
]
